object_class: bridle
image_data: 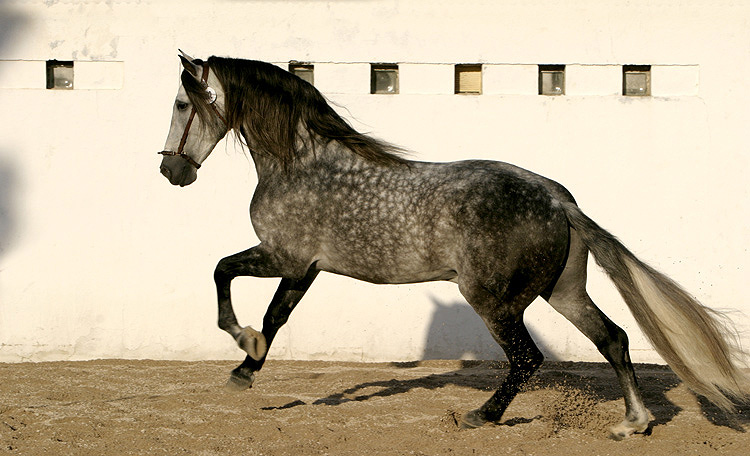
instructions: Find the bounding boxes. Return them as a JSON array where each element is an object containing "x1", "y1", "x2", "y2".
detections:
[{"x1": 159, "y1": 62, "x2": 227, "y2": 169}]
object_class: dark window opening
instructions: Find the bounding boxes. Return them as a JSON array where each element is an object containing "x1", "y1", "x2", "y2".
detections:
[
  {"x1": 455, "y1": 64, "x2": 482, "y2": 94},
  {"x1": 623, "y1": 65, "x2": 651, "y2": 96},
  {"x1": 46, "y1": 60, "x2": 74, "y2": 90},
  {"x1": 289, "y1": 62, "x2": 314, "y2": 85},
  {"x1": 539, "y1": 64, "x2": 565, "y2": 96},
  {"x1": 371, "y1": 64, "x2": 399, "y2": 94}
]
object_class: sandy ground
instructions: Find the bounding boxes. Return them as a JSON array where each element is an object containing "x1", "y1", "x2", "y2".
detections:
[{"x1": 1, "y1": 360, "x2": 748, "y2": 455}]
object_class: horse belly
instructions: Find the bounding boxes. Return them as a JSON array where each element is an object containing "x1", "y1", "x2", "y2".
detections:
[
  {"x1": 316, "y1": 240, "x2": 458, "y2": 284},
  {"x1": 319, "y1": 260, "x2": 458, "y2": 284},
  {"x1": 316, "y1": 220, "x2": 459, "y2": 285}
]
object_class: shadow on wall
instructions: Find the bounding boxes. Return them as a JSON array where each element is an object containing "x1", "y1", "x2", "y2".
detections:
[
  {"x1": 0, "y1": 156, "x2": 17, "y2": 258},
  {"x1": 422, "y1": 297, "x2": 561, "y2": 361},
  {"x1": 0, "y1": 3, "x2": 27, "y2": 259},
  {"x1": 0, "y1": 5, "x2": 29, "y2": 57}
]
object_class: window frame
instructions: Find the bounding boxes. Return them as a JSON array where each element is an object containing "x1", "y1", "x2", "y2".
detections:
[
  {"x1": 623, "y1": 65, "x2": 651, "y2": 96},
  {"x1": 454, "y1": 64, "x2": 483, "y2": 95},
  {"x1": 288, "y1": 62, "x2": 314, "y2": 86},
  {"x1": 46, "y1": 60, "x2": 74, "y2": 90},
  {"x1": 370, "y1": 63, "x2": 399, "y2": 94},
  {"x1": 538, "y1": 64, "x2": 565, "y2": 96}
]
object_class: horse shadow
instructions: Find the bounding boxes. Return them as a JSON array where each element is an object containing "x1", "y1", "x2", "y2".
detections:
[
  {"x1": 697, "y1": 396, "x2": 750, "y2": 432},
  {"x1": 262, "y1": 296, "x2": 749, "y2": 433},
  {"x1": 420, "y1": 297, "x2": 563, "y2": 361},
  {"x1": 264, "y1": 361, "x2": 748, "y2": 433},
  {"x1": 420, "y1": 297, "x2": 505, "y2": 361}
]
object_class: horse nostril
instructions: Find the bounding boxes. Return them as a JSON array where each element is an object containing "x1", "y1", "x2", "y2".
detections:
[{"x1": 160, "y1": 165, "x2": 171, "y2": 179}]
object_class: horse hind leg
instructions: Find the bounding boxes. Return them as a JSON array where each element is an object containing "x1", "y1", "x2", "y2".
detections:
[
  {"x1": 547, "y1": 292, "x2": 650, "y2": 439},
  {"x1": 461, "y1": 317, "x2": 544, "y2": 429},
  {"x1": 544, "y1": 235, "x2": 650, "y2": 439},
  {"x1": 461, "y1": 319, "x2": 544, "y2": 429},
  {"x1": 457, "y1": 282, "x2": 544, "y2": 429}
]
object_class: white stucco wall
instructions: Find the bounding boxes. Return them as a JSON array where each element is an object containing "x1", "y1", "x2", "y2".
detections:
[{"x1": 0, "y1": 0, "x2": 748, "y2": 365}]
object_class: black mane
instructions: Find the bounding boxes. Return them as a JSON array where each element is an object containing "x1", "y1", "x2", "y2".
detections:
[{"x1": 183, "y1": 56, "x2": 408, "y2": 167}]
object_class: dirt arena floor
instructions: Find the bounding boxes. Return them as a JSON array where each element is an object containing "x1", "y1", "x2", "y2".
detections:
[{"x1": 1, "y1": 360, "x2": 748, "y2": 455}]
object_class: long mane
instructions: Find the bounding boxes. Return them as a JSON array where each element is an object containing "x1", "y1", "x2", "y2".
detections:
[{"x1": 183, "y1": 56, "x2": 408, "y2": 167}]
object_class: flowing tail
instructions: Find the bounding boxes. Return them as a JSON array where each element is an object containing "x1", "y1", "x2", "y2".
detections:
[{"x1": 560, "y1": 202, "x2": 750, "y2": 411}]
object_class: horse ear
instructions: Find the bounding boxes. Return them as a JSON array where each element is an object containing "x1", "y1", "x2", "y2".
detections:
[
  {"x1": 178, "y1": 49, "x2": 195, "y2": 61},
  {"x1": 178, "y1": 50, "x2": 200, "y2": 77}
]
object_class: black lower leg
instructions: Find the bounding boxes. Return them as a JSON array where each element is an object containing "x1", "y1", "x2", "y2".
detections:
[
  {"x1": 228, "y1": 268, "x2": 319, "y2": 388},
  {"x1": 597, "y1": 319, "x2": 648, "y2": 426},
  {"x1": 464, "y1": 320, "x2": 543, "y2": 426},
  {"x1": 479, "y1": 353, "x2": 543, "y2": 422},
  {"x1": 480, "y1": 345, "x2": 543, "y2": 422}
]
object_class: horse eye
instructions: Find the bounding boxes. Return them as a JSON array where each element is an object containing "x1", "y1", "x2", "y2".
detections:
[{"x1": 176, "y1": 101, "x2": 190, "y2": 111}]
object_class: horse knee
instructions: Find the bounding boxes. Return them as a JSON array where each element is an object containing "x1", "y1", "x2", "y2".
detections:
[{"x1": 214, "y1": 260, "x2": 233, "y2": 284}]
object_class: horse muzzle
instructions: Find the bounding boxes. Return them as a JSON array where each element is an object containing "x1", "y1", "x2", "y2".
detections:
[{"x1": 159, "y1": 153, "x2": 198, "y2": 187}]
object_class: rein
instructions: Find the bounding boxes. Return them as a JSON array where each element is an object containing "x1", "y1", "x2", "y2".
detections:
[{"x1": 159, "y1": 63, "x2": 227, "y2": 169}]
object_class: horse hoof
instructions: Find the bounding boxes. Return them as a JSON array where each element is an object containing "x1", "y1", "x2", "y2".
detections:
[
  {"x1": 609, "y1": 420, "x2": 649, "y2": 440},
  {"x1": 460, "y1": 409, "x2": 488, "y2": 430},
  {"x1": 609, "y1": 426, "x2": 633, "y2": 442},
  {"x1": 225, "y1": 371, "x2": 255, "y2": 391},
  {"x1": 237, "y1": 326, "x2": 267, "y2": 361}
]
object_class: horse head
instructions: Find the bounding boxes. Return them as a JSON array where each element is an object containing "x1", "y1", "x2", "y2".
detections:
[{"x1": 159, "y1": 51, "x2": 228, "y2": 186}]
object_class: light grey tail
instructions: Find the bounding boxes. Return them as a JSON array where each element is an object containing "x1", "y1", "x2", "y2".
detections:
[{"x1": 561, "y1": 202, "x2": 750, "y2": 411}]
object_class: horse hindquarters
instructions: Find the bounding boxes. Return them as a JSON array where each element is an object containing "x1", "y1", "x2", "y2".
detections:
[{"x1": 456, "y1": 202, "x2": 570, "y2": 428}]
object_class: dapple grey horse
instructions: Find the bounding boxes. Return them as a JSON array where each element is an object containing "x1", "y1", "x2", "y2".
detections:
[{"x1": 159, "y1": 52, "x2": 749, "y2": 438}]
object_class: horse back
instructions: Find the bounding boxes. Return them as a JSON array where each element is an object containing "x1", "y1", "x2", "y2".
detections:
[{"x1": 251, "y1": 159, "x2": 572, "y2": 286}]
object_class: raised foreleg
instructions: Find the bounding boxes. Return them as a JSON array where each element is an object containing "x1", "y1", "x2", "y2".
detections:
[
  {"x1": 213, "y1": 245, "x2": 318, "y2": 389},
  {"x1": 226, "y1": 269, "x2": 319, "y2": 390}
]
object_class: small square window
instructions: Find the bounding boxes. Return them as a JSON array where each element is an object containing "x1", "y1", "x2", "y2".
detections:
[
  {"x1": 46, "y1": 60, "x2": 74, "y2": 90},
  {"x1": 539, "y1": 65, "x2": 565, "y2": 96},
  {"x1": 371, "y1": 64, "x2": 399, "y2": 94},
  {"x1": 455, "y1": 64, "x2": 482, "y2": 94},
  {"x1": 623, "y1": 65, "x2": 651, "y2": 96},
  {"x1": 289, "y1": 62, "x2": 314, "y2": 85}
]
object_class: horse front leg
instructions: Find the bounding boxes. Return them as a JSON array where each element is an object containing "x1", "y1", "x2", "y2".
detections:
[
  {"x1": 226, "y1": 271, "x2": 319, "y2": 390},
  {"x1": 214, "y1": 247, "x2": 319, "y2": 389}
]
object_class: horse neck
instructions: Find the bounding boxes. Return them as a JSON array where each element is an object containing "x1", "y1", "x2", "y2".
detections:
[{"x1": 243, "y1": 128, "x2": 370, "y2": 180}]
